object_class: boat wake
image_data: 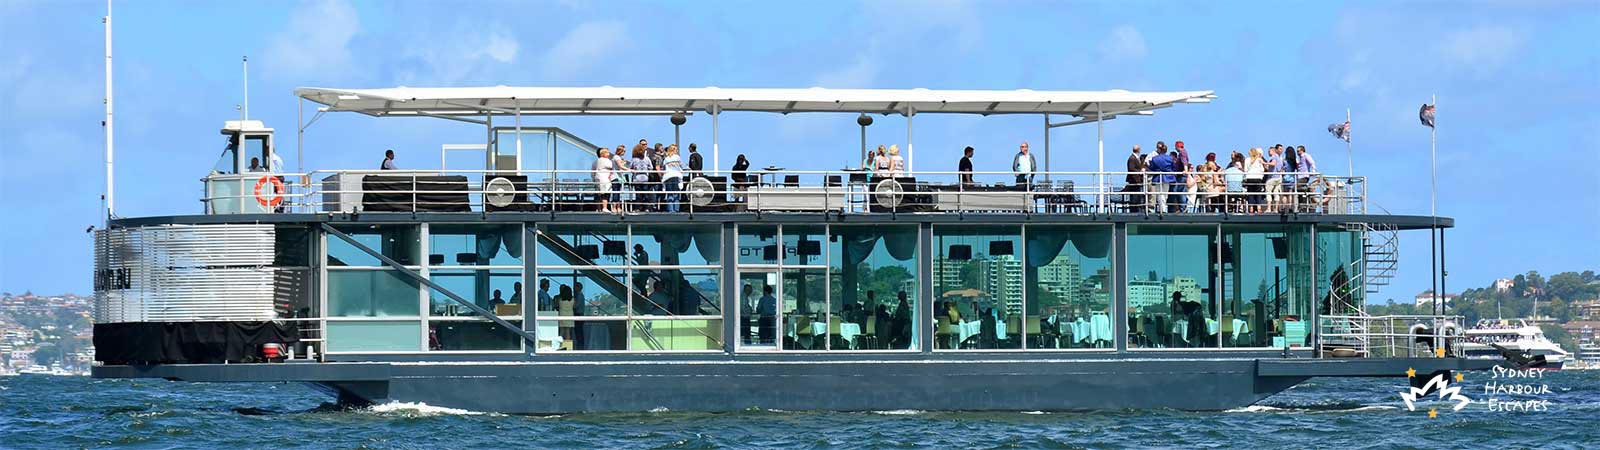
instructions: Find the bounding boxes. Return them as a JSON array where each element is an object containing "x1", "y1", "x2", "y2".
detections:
[
  {"x1": 870, "y1": 409, "x2": 924, "y2": 415},
  {"x1": 1227, "y1": 403, "x2": 1397, "y2": 414},
  {"x1": 367, "y1": 401, "x2": 488, "y2": 416}
]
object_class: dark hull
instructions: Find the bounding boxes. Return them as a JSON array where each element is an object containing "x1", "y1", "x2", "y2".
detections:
[{"x1": 93, "y1": 356, "x2": 1495, "y2": 413}]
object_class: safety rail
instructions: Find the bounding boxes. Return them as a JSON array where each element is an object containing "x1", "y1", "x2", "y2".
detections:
[
  {"x1": 1319, "y1": 314, "x2": 1465, "y2": 358},
  {"x1": 201, "y1": 169, "x2": 1367, "y2": 217}
]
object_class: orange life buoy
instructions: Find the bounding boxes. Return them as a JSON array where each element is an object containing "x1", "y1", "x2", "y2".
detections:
[{"x1": 254, "y1": 175, "x2": 285, "y2": 207}]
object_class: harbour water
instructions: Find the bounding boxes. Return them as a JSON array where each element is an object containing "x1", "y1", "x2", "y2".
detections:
[{"x1": 2, "y1": 371, "x2": 1595, "y2": 449}]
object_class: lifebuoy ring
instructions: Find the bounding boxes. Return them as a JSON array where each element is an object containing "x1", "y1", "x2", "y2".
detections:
[{"x1": 254, "y1": 175, "x2": 285, "y2": 207}]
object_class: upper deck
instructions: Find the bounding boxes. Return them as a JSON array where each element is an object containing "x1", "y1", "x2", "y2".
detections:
[{"x1": 184, "y1": 85, "x2": 1443, "y2": 230}]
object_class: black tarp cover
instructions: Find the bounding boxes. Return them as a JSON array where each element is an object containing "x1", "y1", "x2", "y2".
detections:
[{"x1": 94, "y1": 322, "x2": 300, "y2": 364}]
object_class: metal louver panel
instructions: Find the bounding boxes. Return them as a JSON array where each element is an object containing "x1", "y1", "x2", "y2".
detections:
[{"x1": 93, "y1": 224, "x2": 279, "y2": 323}]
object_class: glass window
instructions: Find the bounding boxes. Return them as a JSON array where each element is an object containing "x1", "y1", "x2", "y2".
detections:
[
  {"x1": 536, "y1": 319, "x2": 626, "y2": 351},
  {"x1": 782, "y1": 225, "x2": 827, "y2": 267},
  {"x1": 1127, "y1": 225, "x2": 1219, "y2": 349},
  {"x1": 738, "y1": 271, "x2": 779, "y2": 348},
  {"x1": 536, "y1": 224, "x2": 628, "y2": 267},
  {"x1": 429, "y1": 320, "x2": 522, "y2": 351},
  {"x1": 328, "y1": 270, "x2": 420, "y2": 317},
  {"x1": 629, "y1": 319, "x2": 722, "y2": 351},
  {"x1": 737, "y1": 225, "x2": 779, "y2": 265},
  {"x1": 429, "y1": 224, "x2": 524, "y2": 267},
  {"x1": 1026, "y1": 225, "x2": 1114, "y2": 349},
  {"x1": 535, "y1": 269, "x2": 629, "y2": 317},
  {"x1": 1221, "y1": 225, "x2": 1314, "y2": 348},
  {"x1": 631, "y1": 224, "x2": 721, "y2": 266},
  {"x1": 933, "y1": 225, "x2": 1022, "y2": 350},
  {"x1": 328, "y1": 225, "x2": 420, "y2": 266},
  {"x1": 633, "y1": 269, "x2": 721, "y2": 316},
  {"x1": 1317, "y1": 227, "x2": 1362, "y2": 316},
  {"x1": 327, "y1": 321, "x2": 420, "y2": 352},
  {"x1": 212, "y1": 136, "x2": 238, "y2": 175},
  {"x1": 428, "y1": 269, "x2": 524, "y2": 317},
  {"x1": 782, "y1": 267, "x2": 827, "y2": 350},
  {"x1": 829, "y1": 225, "x2": 918, "y2": 350}
]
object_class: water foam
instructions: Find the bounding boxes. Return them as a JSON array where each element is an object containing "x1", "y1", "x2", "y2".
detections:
[
  {"x1": 1225, "y1": 405, "x2": 1291, "y2": 413},
  {"x1": 871, "y1": 409, "x2": 924, "y2": 415},
  {"x1": 368, "y1": 401, "x2": 485, "y2": 416}
]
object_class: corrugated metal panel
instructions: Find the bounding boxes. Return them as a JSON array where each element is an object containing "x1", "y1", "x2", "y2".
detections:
[{"x1": 94, "y1": 224, "x2": 281, "y2": 323}]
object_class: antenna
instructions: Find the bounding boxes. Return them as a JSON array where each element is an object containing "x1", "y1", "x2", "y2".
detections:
[
  {"x1": 103, "y1": 0, "x2": 114, "y2": 221},
  {"x1": 242, "y1": 56, "x2": 249, "y2": 121}
]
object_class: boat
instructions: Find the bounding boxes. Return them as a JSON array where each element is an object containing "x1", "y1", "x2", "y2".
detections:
[
  {"x1": 84, "y1": 82, "x2": 1507, "y2": 412},
  {"x1": 1570, "y1": 339, "x2": 1600, "y2": 370},
  {"x1": 1458, "y1": 319, "x2": 1569, "y2": 370}
]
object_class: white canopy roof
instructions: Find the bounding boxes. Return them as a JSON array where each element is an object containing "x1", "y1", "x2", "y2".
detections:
[{"x1": 294, "y1": 86, "x2": 1214, "y2": 118}]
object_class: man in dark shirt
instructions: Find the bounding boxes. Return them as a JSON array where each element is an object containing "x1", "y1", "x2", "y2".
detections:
[
  {"x1": 686, "y1": 143, "x2": 703, "y2": 179},
  {"x1": 1124, "y1": 145, "x2": 1145, "y2": 212},
  {"x1": 958, "y1": 146, "x2": 975, "y2": 186}
]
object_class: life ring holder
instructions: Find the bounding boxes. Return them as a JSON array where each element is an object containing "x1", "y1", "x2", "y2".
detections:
[{"x1": 254, "y1": 175, "x2": 285, "y2": 207}]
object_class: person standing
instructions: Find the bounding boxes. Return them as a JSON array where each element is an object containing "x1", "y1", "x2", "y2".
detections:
[
  {"x1": 757, "y1": 285, "x2": 777, "y2": 345},
  {"x1": 1012, "y1": 141, "x2": 1036, "y2": 188},
  {"x1": 630, "y1": 145, "x2": 653, "y2": 211},
  {"x1": 662, "y1": 144, "x2": 684, "y2": 212},
  {"x1": 593, "y1": 147, "x2": 617, "y2": 213},
  {"x1": 1245, "y1": 147, "x2": 1266, "y2": 213},
  {"x1": 958, "y1": 146, "x2": 975, "y2": 186},
  {"x1": 380, "y1": 149, "x2": 398, "y2": 170},
  {"x1": 1171, "y1": 141, "x2": 1191, "y2": 212},
  {"x1": 686, "y1": 143, "x2": 703, "y2": 179},
  {"x1": 887, "y1": 144, "x2": 906, "y2": 178},
  {"x1": 870, "y1": 145, "x2": 891, "y2": 180},
  {"x1": 1148, "y1": 142, "x2": 1176, "y2": 212},
  {"x1": 537, "y1": 278, "x2": 553, "y2": 311},
  {"x1": 1125, "y1": 145, "x2": 1145, "y2": 211},
  {"x1": 611, "y1": 145, "x2": 631, "y2": 210},
  {"x1": 731, "y1": 154, "x2": 751, "y2": 201}
]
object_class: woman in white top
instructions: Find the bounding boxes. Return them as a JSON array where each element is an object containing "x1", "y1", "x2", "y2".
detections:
[
  {"x1": 1244, "y1": 147, "x2": 1266, "y2": 214},
  {"x1": 593, "y1": 147, "x2": 617, "y2": 213},
  {"x1": 871, "y1": 145, "x2": 892, "y2": 179},
  {"x1": 662, "y1": 144, "x2": 684, "y2": 212},
  {"x1": 887, "y1": 144, "x2": 905, "y2": 178}
]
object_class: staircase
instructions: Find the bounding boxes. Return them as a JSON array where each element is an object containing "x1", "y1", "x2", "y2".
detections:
[
  {"x1": 1361, "y1": 223, "x2": 1399, "y2": 295},
  {"x1": 535, "y1": 229, "x2": 718, "y2": 350}
]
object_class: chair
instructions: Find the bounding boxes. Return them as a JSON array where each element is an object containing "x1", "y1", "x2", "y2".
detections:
[
  {"x1": 1221, "y1": 314, "x2": 1236, "y2": 344},
  {"x1": 1025, "y1": 319, "x2": 1042, "y2": 348},
  {"x1": 936, "y1": 317, "x2": 956, "y2": 349},
  {"x1": 783, "y1": 175, "x2": 800, "y2": 187},
  {"x1": 829, "y1": 315, "x2": 845, "y2": 349},
  {"x1": 864, "y1": 315, "x2": 879, "y2": 350}
]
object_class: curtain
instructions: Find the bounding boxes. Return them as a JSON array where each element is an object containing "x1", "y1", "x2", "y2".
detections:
[
  {"x1": 1026, "y1": 231, "x2": 1071, "y2": 268},
  {"x1": 477, "y1": 230, "x2": 502, "y2": 262},
  {"x1": 1071, "y1": 230, "x2": 1111, "y2": 259},
  {"x1": 693, "y1": 228, "x2": 720, "y2": 263},
  {"x1": 844, "y1": 232, "x2": 880, "y2": 266},
  {"x1": 884, "y1": 230, "x2": 917, "y2": 261}
]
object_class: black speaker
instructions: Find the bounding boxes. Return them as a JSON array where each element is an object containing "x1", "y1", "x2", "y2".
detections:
[
  {"x1": 989, "y1": 240, "x2": 1014, "y2": 256},
  {"x1": 797, "y1": 239, "x2": 821, "y2": 256},
  {"x1": 763, "y1": 244, "x2": 779, "y2": 261},
  {"x1": 949, "y1": 244, "x2": 973, "y2": 261},
  {"x1": 575, "y1": 244, "x2": 600, "y2": 260},
  {"x1": 1270, "y1": 237, "x2": 1288, "y2": 259},
  {"x1": 602, "y1": 240, "x2": 626, "y2": 257}
]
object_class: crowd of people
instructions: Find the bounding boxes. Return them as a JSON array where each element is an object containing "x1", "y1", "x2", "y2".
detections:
[
  {"x1": 1122, "y1": 141, "x2": 1325, "y2": 213},
  {"x1": 593, "y1": 139, "x2": 705, "y2": 214}
]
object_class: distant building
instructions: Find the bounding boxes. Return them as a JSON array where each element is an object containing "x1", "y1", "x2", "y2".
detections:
[
  {"x1": 1577, "y1": 300, "x2": 1600, "y2": 320},
  {"x1": 1493, "y1": 278, "x2": 1514, "y2": 293},
  {"x1": 1414, "y1": 290, "x2": 1457, "y2": 307}
]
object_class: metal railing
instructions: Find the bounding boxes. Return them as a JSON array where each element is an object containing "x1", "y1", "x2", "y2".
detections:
[
  {"x1": 201, "y1": 169, "x2": 1368, "y2": 217},
  {"x1": 1320, "y1": 314, "x2": 1465, "y2": 358}
]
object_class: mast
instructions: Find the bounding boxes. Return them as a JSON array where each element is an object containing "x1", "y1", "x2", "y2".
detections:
[{"x1": 103, "y1": 0, "x2": 114, "y2": 222}]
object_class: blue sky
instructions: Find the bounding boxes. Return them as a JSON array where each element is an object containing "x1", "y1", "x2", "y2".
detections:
[{"x1": 2, "y1": 0, "x2": 1597, "y2": 300}]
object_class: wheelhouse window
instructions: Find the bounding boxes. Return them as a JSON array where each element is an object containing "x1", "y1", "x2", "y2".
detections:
[
  {"x1": 828, "y1": 225, "x2": 918, "y2": 350},
  {"x1": 328, "y1": 224, "x2": 420, "y2": 267}
]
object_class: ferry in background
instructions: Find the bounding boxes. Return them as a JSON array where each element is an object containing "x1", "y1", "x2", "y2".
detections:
[
  {"x1": 1569, "y1": 338, "x2": 1600, "y2": 370},
  {"x1": 1458, "y1": 319, "x2": 1569, "y2": 370}
]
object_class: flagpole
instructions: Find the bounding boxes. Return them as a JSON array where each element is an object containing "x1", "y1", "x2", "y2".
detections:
[
  {"x1": 1430, "y1": 95, "x2": 1438, "y2": 318},
  {"x1": 1346, "y1": 108, "x2": 1353, "y2": 178}
]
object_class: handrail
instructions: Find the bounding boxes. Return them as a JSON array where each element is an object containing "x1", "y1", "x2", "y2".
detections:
[
  {"x1": 200, "y1": 168, "x2": 1370, "y2": 217},
  {"x1": 1319, "y1": 314, "x2": 1465, "y2": 358}
]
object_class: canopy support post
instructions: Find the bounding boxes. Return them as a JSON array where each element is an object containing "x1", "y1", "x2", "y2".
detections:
[
  {"x1": 1096, "y1": 102, "x2": 1105, "y2": 213},
  {"x1": 296, "y1": 96, "x2": 303, "y2": 177},
  {"x1": 905, "y1": 105, "x2": 914, "y2": 173},
  {"x1": 712, "y1": 104, "x2": 720, "y2": 173},
  {"x1": 515, "y1": 105, "x2": 523, "y2": 172},
  {"x1": 1043, "y1": 113, "x2": 1050, "y2": 183},
  {"x1": 103, "y1": 0, "x2": 113, "y2": 221}
]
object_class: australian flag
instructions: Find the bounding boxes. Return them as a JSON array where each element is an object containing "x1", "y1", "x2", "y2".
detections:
[
  {"x1": 1327, "y1": 121, "x2": 1350, "y2": 142},
  {"x1": 1419, "y1": 104, "x2": 1436, "y2": 128}
]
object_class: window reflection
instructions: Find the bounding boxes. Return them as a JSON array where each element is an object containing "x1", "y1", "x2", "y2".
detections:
[
  {"x1": 1127, "y1": 225, "x2": 1219, "y2": 348},
  {"x1": 428, "y1": 224, "x2": 523, "y2": 266},
  {"x1": 934, "y1": 225, "x2": 1022, "y2": 350},
  {"x1": 1026, "y1": 225, "x2": 1114, "y2": 349},
  {"x1": 429, "y1": 320, "x2": 521, "y2": 351},
  {"x1": 1221, "y1": 225, "x2": 1313, "y2": 348},
  {"x1": 328, "y1": 269, "x2": 420, "y2": 317},
  {"x1": 829, "y1": 225, "x2": 918, "y2": 350},
  {"x1": 428, "y1": 269, "x2": 524, "y2": 317},
  {"x1": 328, "y1": 225, "x2": 420, "y2": 266}
]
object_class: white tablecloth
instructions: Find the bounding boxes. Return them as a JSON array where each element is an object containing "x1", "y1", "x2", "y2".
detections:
[{"x1": 840, "y1": 323, "x2": 862, "y2": 345}]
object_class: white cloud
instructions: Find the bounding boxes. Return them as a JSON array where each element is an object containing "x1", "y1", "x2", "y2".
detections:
[
  {"x1": 542, "y1": 20, "x2": 627, "y2": 79},
  {"x1": 1439, "y1": 25, "x2": 1526, "y2": 73},
  {"x1": 261, "y1": 0, "x2": 360, "y2": 79},
  {"x1": 1098, "y1": 25, "x2": 1148, "y2": 62}
]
